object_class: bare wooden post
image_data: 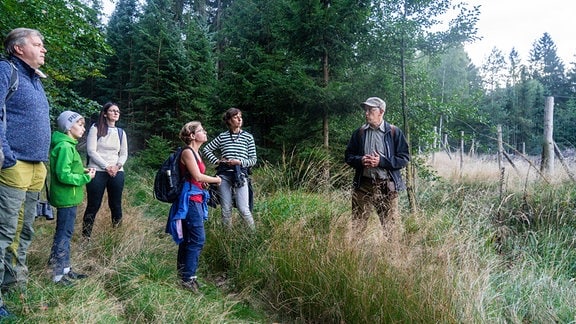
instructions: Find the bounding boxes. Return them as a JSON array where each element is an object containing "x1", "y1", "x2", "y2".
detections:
[
  {"x1": 522, "y1": 142, "x2": 525, "y2": 155},
  {"x1": 432, "y1": 126, "x2": 437, "y2": 163},
  {"x1": 497, "y1": 125, "x2": 504, "y2": 197},
  {"x1": 460, "y1": 131, "x2": 464, "y2": 174},
  {"x1": 443, "y1": 133, "x2": 452, "y2": 159},
  {"x1": 541, "y1": 96, "x2": 554, "y2": 175}
]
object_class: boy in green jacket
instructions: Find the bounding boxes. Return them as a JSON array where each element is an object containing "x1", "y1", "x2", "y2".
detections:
[{"x1": 48, "y1": 111, "x2": 96, "y2": 285}]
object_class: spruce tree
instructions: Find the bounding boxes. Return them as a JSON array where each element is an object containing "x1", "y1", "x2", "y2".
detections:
[
  {"x1": 99, "y1": 0, "x2": 140, "y2": 125},
  {"x1": 529, "y1": 33, "x2": 566, "y2": 97},
  {"x1": 129, "y1": 0, "x2": 216, "y2": 148}
]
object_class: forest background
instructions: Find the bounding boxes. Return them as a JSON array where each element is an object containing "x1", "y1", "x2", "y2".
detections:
[{"x1": 2, "y1": 0, "x2": 575, "y2": 163}]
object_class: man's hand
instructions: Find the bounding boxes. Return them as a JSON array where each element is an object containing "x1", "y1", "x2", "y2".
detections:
[{"x1": 362, "y1": 152, "x2": 380, "y2": 168}]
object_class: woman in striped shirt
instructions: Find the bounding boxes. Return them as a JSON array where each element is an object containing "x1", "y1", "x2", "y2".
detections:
[{"x1": 203, "y1": 108, "x2": 256, "y2": 230}]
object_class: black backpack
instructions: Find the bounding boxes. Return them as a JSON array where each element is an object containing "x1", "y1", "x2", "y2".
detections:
[{"x1": 153, "y1": 147, "x2": 191, "y2": 203}]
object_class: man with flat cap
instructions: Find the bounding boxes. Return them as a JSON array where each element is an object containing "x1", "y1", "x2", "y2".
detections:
[{"x1": 345, "y1": 96, "x2": 410, "y2": 239}]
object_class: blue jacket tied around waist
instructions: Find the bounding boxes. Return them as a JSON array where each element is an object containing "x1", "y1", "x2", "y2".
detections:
[{"x1": 165, "y1": 181, "x2": 210, "y2": 244}]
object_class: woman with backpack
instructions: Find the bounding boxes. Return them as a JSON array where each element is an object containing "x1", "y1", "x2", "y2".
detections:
[
  {"x1": 81, "y1": 102, "x2": 128, "y2": 240},
  {"x1": 167, "y1": 121, "x2": 221, "y2": 293}
]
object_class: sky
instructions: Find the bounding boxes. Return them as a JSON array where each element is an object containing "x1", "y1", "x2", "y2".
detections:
[
  {"x1": 101, "y1": 0, "x2": 576, "y2": 68},
  {"x1": 463, "y1": 0, "x2": 576, "y2": 67}
]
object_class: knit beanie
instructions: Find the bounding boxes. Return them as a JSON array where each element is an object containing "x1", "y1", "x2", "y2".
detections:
[{"x1": 57, "y1": 111, "x2": 83, "y2": 132}]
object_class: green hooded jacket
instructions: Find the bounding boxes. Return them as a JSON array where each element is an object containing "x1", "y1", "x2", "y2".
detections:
[{"x1": 49, "y1": 131, "x2": 91, "y2": 208}]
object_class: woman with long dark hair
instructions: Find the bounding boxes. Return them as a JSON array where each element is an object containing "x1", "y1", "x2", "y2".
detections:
[{"x1": 82, "y1": 102, "x2": 128, "y2": 240}]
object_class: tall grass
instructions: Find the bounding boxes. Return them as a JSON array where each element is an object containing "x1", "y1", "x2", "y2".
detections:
[
  {"x1": 7, "y1": 150, "x2": 576, "y2": 322},
  {"x1": 205, "y1": 151, "x2": 576, "y2": 322},
  {"x1": 418, "y1": 152, "x2": 576, "y2": 322},
  {"x1": 207, "y1": 152, "x2": 460, "y2": 322},
  {"x1": 8, "y1": 163, "x2": 268, "y2": 323}
]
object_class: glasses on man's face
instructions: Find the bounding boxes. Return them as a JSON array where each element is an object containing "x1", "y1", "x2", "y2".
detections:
[
  {"x1": 364, "y1": 106, "x2": 380, "y2": 113},
  {"x1": 108, "y1": 109, "x2": 120, "y2": 114},
  {"x1": 195, "y1": 128, "x2": 207, "y2": 133}
]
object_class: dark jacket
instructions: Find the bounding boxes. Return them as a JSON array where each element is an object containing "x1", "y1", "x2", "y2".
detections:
[{"x1": 344, "y1": 122, "x2": 410, "y2": 191}]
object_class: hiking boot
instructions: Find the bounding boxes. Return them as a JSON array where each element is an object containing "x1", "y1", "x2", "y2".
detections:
[
  {"x1": 54, "y1": 277, "x2": 74, "y2": 287},
  {"x1": 181, "y1": 278, "x2": 200, "y2": 293},
  {"x1": 67, "y1": 270, "x2": 88, "y2": 280},
  {"x1": 0, "y1": 305, "x2": 14, "y2": 319},
  {"x1": 0, "y1": 281, "x2": 26, "y2": 294},
  {"x1": 112, "y1": 220, "x2": 122, "y2": 228}
]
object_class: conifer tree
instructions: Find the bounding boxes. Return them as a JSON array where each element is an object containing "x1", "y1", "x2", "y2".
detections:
[
  {"x1": 215, "y1": 0, "x2": 372, "y2": 159},
  {"x1": 129, "y1": 0, "x2": 216, "y2": 147},
  {"x1": 100, "y1": 0, "x2": 140, "y2": 120},
  {"x1": 529, "y1": 33, "x2": 566, "y2": 97}
]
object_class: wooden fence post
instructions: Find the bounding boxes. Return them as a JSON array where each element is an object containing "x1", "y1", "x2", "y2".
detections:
[
  {"x1": 432, "y1": 126, "x2": 437, "y2": 163},
  {"x1": 469, "y1": 138, "x2": 476, "y2": 157},
  {"x1": 443, "y1": 133, "x2": 452, "y2": 159},
  {"x1": 522, "y1": 142, "x2": 525, "y2": 156},
  {"x1": 497, "y1": 125, "x2": 504, "y2": 198},
  {"x1": 460, "y1": 131, "x2": 464, "y2": 174},
  {"x1": 541, "y1": 96, "x2": 554, "y2": 175}
]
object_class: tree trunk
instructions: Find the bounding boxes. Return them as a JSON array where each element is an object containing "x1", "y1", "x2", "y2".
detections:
[
  {"x1": 497, "y1": 124, "x2": 504, "y2": 198},
  {"x1": 322, "y1": 50, "x2": 330, "y2": 190},
  {"x1": 323, "y1": 50, "x2": 329, "y2": 149},
  {"x1": 400, "y1": 29, "x2": 417, "y2": 213}
]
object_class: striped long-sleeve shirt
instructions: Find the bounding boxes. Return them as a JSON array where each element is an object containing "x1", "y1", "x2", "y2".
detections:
[{"x1": 202, "y1": 130, "x2": 257, "y2": 168}]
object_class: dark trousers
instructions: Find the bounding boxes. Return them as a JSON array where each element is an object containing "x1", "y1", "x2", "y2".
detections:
[
  {"x1": 177, "y1": 201, "x2": 206, "y2": 281},
  {"x1": 82, "y1": 171, "x2": 124, "y2": 238},
  {"x1": 352, "y1": 177, "x2": 400, "y2": 237}
]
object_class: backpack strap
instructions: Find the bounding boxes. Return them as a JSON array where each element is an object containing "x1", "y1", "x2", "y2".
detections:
[
  {"x1": 2, "y1": 59, "x2": 19, "y2": 130},
  {"x1": 94, "y1": 125, "x2": 123, "y2": 144},
  {"x1": 188, "y1": 147, "x2": 199, "y2": 163},
  {"x1": 179, "y1": 146, "x2": 194, "y2": 176},
  {"x1": 358, "y1": 123, "x2": 396, "y2": 143},
  {"x1": 4, "y1": 60, "x2": 18, "y2": 102},
  {"x1": 117, "y1": 127, "x2": 123, "y2": 144},
  {"x1": 86, "y1": 126, "x2": 125, "y2": 165}
]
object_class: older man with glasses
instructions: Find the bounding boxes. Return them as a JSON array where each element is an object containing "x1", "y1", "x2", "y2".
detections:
[{"x1": 345, "y1": 97, "x2": 410, "y2": 240}]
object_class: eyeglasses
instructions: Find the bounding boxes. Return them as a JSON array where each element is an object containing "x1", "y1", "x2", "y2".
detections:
[
  {"x1": 195, "y1": 129, "x2": 207, "y2": 133},
  {"x1": 108, "y1": 110, "x2": 120, "y2": 114},
  {"x1": 364, "y1": 107, "x2": 380, "y2": 112}
]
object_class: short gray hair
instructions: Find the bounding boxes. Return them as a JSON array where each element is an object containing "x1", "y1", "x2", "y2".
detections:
[{"x1": 4, "y1": 28, "x2": 44, "y2": 56}]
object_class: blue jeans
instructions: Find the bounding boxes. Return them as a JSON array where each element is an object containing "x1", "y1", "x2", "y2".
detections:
[
  {"x1": 49, "y1": 206, "x2": 77, "y2": 275},
  {"x1": 82, "y1": 171, "x2": 124, "y2": 238},
  {"x1": 177, "y1": 201, "x2": 205, "y2": 281},
  {"x1": 218, "y1": 174, "x2": 254, "y2": 229}
]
